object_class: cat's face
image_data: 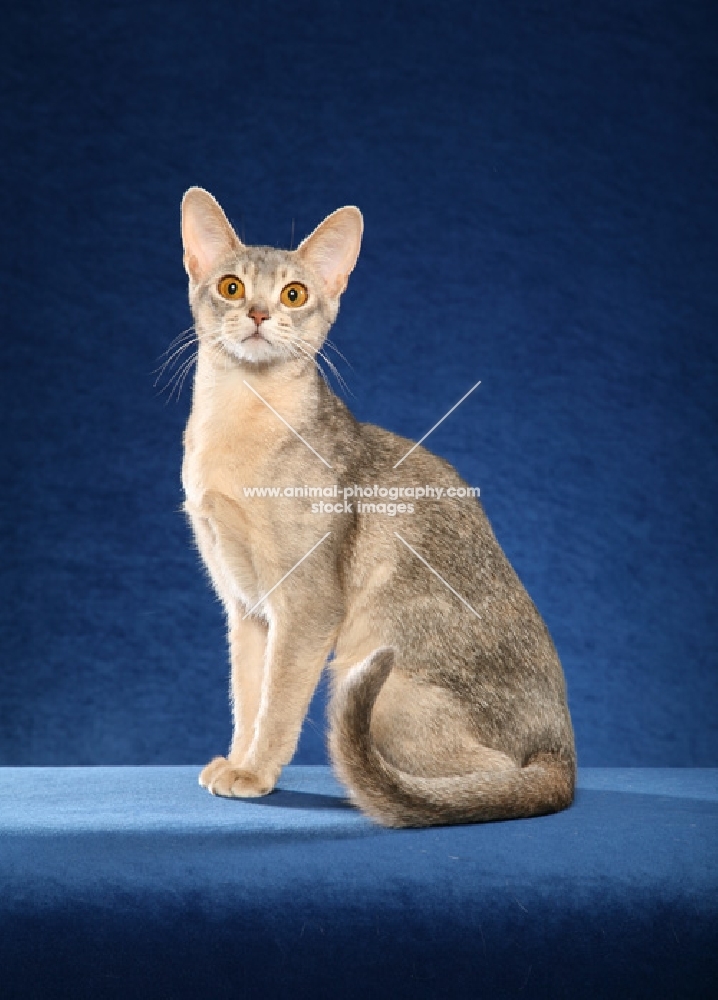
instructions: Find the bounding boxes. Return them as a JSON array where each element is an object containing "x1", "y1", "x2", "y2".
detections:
[
  {"x1": 181, "y1": 189, "x2": 363, "y2": 368},
  {"x1": 186, "y1": 243, "x2": 336, "y2": 367}
]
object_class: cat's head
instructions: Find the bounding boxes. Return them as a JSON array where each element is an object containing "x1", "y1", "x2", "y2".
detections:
[{"x1": 181, "y1": 187, "x2": 362, "y2": 367}]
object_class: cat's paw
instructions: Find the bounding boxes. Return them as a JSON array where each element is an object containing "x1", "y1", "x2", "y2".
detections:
[
  {"x1": 198, "y1": 756, "x2": 231, "y2": 789},
  {"x1": 198, "y1": 756, "x2": 278, "y2": 798}
]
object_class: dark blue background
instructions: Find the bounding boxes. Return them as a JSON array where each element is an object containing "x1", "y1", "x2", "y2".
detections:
[{"x1": 1, "y1": 0, "x2": 716, "y2": 767}]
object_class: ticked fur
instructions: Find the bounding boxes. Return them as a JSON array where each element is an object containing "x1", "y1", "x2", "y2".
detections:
[{"x1": 179, "y1": 187, "x2": 575, "y2": 826}]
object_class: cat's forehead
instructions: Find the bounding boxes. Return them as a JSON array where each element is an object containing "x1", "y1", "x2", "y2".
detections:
[{"x1": 226, "y1": 245, "x2": 308, "y2": 284}]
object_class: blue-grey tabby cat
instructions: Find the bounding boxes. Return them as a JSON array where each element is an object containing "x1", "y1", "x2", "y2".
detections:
[{"x1": 180, "y1": 187, "x2": 575, "y2": 827}]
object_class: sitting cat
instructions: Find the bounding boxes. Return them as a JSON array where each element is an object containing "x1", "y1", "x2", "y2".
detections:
[{"x1": 179, "y1": 187, "x2": 575, "y2": 827}]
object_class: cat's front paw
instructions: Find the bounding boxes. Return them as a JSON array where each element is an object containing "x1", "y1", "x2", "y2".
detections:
[{"x1": 198, "y1": 756, "x2": 278, "y2": 798}]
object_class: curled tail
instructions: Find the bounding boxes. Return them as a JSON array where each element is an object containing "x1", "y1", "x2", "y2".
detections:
[{"x1": 328, "y1": 648, "x2": 575, "y2": 828}]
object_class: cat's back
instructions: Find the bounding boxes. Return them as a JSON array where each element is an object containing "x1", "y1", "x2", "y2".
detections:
[{"x1": 342, "y1": 418, "x2": 523, "y2": 598}]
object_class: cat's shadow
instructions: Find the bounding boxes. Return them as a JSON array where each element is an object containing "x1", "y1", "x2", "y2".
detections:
[{"x1": 256, "y1": 788, "x2": 355, "y2": 812}]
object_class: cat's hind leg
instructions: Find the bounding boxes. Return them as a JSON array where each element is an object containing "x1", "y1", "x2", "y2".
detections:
[{"x1": 329, "y1": 649, "x2": 574, "y2": 827}]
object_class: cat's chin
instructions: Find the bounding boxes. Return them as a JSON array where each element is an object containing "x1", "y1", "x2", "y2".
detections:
[{"x1": 218, "y1": 335, "x2": 282, "y2": 366}]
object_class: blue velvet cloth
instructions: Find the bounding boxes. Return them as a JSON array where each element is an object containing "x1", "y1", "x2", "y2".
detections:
[
  {"x1": 1, "y1": 0, "x2": 717, "y2": 769},
  {"x1": 1, "y1": 766, "x2": 716, "y2": 999}
]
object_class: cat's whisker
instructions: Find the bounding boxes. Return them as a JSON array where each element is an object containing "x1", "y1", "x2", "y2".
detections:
[
  {"x1": 153, "y1": 337, "x2": 197, "y2": 383},
  {"x1": 208, "y1": 337, "x2": 233, "y2": 383},
  {"x1": 310, "y1": 356, "x2": 338, "y2": 394},
  {"x1": 156, "y1": 354, "x2": 193, "y2": 398},
  {"x1": 283, "y1": 329, "x2": 353, "y2": 397},
  {"x1": 174, "y1": 353, "x2": 199, "y2": 401},
  {"x1": 153, "y1": 326, "x2": 199, "y2": 395},
  {"x1": 162, "y1": 324, "x2": 196, "y2": 354},
  {"x1": 171, "y1": 365, "x2": 196, "y2": 403},
  {"x1": 282, "y1": 333, "x2": 334, "y2": 391},
  {"x1": 318, "y1": 354, "x2": 345, "y2": 391},
  {"x1": 324, "y1": 338, "x2": 354, "y2": 372},
  {"x1": 282, "y1": 331, "x2": 326, "y2": 367},
  {"x1": 316, "y1": 347, "x2": 353, "y2": 397},
  {"x1": 279, "y1": 330, "x2": 315, "y2": 363},
  {"x1": 163, "y1": 364, "x2": 188, "y2": 403},
  {"x1": 283, "y1": 339, "x2": 326, "y2": 383},
  {"x1": 160, "y1": 348, "x2": 198, "y2": 403}
]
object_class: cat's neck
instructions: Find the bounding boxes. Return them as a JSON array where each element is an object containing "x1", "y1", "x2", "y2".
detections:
[{"x1": 189, "y1": 339, "x2": 325, "y2": 434}]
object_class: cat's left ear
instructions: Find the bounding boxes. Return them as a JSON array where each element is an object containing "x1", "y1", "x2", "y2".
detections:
[{"x1": 296, "y1": 207, "x2": 363, "y2": 298}]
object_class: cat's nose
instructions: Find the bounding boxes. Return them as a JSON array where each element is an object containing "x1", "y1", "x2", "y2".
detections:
[{"x1": 248, "y1": 306, "x2": 269, "y2": 327}]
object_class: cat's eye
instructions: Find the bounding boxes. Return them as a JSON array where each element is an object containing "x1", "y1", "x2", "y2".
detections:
[
  {"x1": 280, "y1": 282, "x2": 309, "y2": 308},
  {"x1": 218, "y1": 275, "x2": 245, "y2": 301}
]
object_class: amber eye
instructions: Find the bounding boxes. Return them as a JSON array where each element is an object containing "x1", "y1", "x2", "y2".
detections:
[
  {"x1": 280, "y1": 282, "x2": 309, "y2": 308},
  {"x1": 218, "y1": 275, "x2": 245, "y2": 300}
]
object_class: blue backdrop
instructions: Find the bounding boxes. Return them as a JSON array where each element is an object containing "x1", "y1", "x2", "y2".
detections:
[{"x1": 1, "y1": 0, "x2": 716, "y2": 767}]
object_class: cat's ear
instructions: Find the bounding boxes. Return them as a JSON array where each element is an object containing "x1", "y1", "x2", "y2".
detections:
[
  {"x1": 181, "y1": 187, "x2": 242, "y2": 283},
  {"x1": 296, "y1": 207, "x2": 363, "y2": 298}
]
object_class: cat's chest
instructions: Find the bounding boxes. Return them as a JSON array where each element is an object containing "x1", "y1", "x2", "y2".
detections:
[
  {"x1": 181, "y1": 399, "x2": 284, "y2": 513},
  {"x1": 182, "y1": 437, "x2": 257, "y2": 512},
  {"x1": 181, "y1": 406, "x2": 319, "y2": 609}
]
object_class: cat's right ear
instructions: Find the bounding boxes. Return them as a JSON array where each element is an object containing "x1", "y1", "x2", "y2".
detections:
[{"x1": 181, "y1": 188, "x2": 242, "y2": 283}]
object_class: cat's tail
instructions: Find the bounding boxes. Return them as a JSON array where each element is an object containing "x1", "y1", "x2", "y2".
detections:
[{"x1": 328, "y1": 648, "x2": 575, "y2": 828}]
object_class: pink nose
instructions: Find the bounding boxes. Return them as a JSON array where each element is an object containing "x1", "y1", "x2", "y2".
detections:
[{"x1": 248, "y1": 306, "x2": 269, "y2": 327}]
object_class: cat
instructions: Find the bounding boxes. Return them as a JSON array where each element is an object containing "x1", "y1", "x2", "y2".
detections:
[{"x1": 179, "y1": 186, "x2": 575, "y2": 827}]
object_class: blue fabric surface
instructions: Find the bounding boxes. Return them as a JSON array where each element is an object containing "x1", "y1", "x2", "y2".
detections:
[
  {"x1": 1, "y1": 0, "x2": 717, "y2": 769},
  {"x1": 1, "y1": 766, "x2": 716, "y2": 999}
]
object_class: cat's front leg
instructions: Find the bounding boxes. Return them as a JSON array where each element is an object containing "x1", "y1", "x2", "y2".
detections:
[
  {"x1": 199, "y1": 611, "x2": 268, "y2": 795},
  {"x1": 206, "y1": 599, "x2": 338, "y2": 799}
]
